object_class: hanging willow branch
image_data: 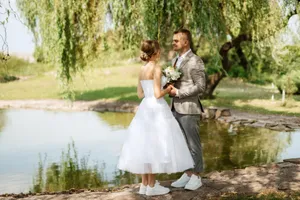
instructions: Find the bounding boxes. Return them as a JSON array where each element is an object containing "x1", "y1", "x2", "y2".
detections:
[
  {"x1": 17, "y1": 0, "x2": 290, "y2": 87},
  {"x1": 0, "y1": 0, "x2": 14, "y2": 62},
  {"x1": 17, "y1": 0, "x2": 107, "y2": 86}
]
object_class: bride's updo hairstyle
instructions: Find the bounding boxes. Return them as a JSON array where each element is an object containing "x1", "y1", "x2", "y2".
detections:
[{"x1": 140, "y1": 40, "x2": 160, "y2": 62}]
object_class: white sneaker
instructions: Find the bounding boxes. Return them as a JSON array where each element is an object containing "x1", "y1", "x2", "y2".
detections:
[
  {"x1": 138, "y1": 180, "x2": 160, "y2": 195},
  {"x1": 171, "y1": 173, "x2": 191, "y2": 188},
  {"x1": 138, "y1": 183, "x2": 147, "y2": 194},
  {"x1": 184, "y1": 174, "x2": 203, "y2": 190},
  {"x1": 145, "y1": 184, "x2": 170, "y2": 196}
]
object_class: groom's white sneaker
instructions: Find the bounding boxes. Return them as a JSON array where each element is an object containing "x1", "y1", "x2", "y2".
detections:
[
  {"x1": 184, "y1": 174, "x2": 203, "y2": 190},
  {"x1": 171, "y1": 173, "x2": 191, "y2": 188},
  {"x1": 145, "y1": 184, "x2": 170, "y2": 196}
]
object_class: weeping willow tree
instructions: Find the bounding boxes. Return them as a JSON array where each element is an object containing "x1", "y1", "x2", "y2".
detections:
[
  {"x1": 16, "y1": 0, "x2": 107, "y2": 97},
  {"x1": 17, "y1": 0, "x2": 297, "y2": 98},
  {"x1": 112, "y1": 0, "x2": 295, "y2": 98}
]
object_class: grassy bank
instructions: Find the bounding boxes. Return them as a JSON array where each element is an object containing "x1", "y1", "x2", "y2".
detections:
[
  {"x1": 0, "y1": 58, "x2": 300, "y2": 116},
  {"x1": 203, "y1": 79, "x2": 300, "y2": 117}
]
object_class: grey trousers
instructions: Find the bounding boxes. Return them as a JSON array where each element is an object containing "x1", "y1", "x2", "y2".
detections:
[{"x1": 172, "y1": 110, "x2": 204, "y2": 173}]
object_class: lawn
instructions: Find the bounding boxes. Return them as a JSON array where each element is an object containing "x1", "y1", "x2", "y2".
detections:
[
  {"x1": 1, "y1": 58, "x2": 300, "y2": 116},
  {"x1": 206, "y1": 79, "x2": 300, "y2": 116}
]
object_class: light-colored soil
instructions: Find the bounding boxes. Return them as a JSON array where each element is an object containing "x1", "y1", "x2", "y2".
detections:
[{"x1": 0, "y1": 160, "x2": 299, "y2": 199}]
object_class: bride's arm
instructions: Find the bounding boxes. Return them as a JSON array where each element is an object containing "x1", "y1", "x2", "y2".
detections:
[
  {"x1": 153, "y1": 64, "x2": 172, "y2": 99},
  {"x1": 137, "y1": 73, "x2": 144, "y2": 99}
]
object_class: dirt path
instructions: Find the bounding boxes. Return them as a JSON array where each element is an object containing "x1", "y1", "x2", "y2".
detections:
[{"x1": 0, "y1": 160, "x2": 299, "y2": 200}]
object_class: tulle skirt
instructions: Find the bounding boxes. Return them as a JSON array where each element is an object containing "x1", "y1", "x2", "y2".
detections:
[{"x1": 117, "y1": 96, "x2": 194, "y2": 174}]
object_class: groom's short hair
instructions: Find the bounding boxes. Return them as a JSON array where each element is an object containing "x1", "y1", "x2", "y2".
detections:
[
  {"x1": 174, "y1": 28, "x2": 194, "y2": 52},
  {"x1": 174, "y1": 29, "x2": 192, "y2": 44}
]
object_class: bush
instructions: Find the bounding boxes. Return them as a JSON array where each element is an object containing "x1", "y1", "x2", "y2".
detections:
[
  {"x1": 0, "y1": 56, "x2": 53, "y2": 77},
  {"x1": 275, "y1": 70, "x2": 300, "y2": 95},
  {"x1": 0, "y1": 74, "x2": 19, "y2": 83},
  {"x1": 0, "y1": 57, "x2": 28, "y2": 75},
  {"x1": 228, "y1": 65, "x2": 247, "y2": 78}
]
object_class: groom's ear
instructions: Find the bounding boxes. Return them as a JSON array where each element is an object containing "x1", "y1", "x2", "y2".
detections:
[{"x1": 185, "y1": 40, "x2": 189, "y2": 46}]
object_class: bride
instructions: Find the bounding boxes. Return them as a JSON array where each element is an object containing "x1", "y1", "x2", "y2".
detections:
[{"x1": 117, "y1": 40, "x2": 194, "y2": 196}]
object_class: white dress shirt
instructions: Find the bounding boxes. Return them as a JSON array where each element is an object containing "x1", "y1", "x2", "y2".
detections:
[
  {"x1": 175, "y1": 49, "x2": 191, "y2": 69},
  {"x1": 175, "y1": 49, "x2": 191, "y2": 96}
]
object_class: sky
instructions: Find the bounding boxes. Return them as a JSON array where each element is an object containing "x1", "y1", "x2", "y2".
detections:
[{"x1": 0, "y1": 0, "x2": 35, "y2": 54}]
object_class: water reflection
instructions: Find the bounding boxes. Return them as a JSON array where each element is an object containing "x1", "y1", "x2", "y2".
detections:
[
  {"x1": 0, "y1": 109, "x2": 6, "y2": 132},
  {"x1": 31, "y1": 141, "x2": 107, "y2": 193},
  {"x1": 200, "y1": 121, "x2": 292, "y2": 171},
  {"x1": 0, "y1": 109, "x2": 299, "y2": 194},
  {"x1": 97, "y1": 112, "x2": 134, "y2": 129}
]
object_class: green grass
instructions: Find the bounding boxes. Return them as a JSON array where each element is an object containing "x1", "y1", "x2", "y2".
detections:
[
  {"x1": 0, "y1": 63, "x2": 141, "y2": 100},
  {"x1": 1, "y1": 58, "x2": 300, "y2": 116},
  {"x1": 203, "y1": 78, "x2": 300, "y2": 117}
]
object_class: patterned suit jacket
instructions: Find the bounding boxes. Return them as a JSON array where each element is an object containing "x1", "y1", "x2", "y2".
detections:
[{"x1": 170, "y1": 51, "x2": 206, "y2": 115}]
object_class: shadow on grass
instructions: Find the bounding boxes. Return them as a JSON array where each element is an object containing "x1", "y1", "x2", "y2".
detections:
[
  {"x1": 74, "y1": 86, "x2": 137, "y2": 101},
  {"x1": 73, "y1": 86, "x2": 173, "y2": 104},
  {"x1": 203, "y1": 98, "x2": 300, "y2": 117},
  {"x1": 236, "y1": 104, "x2": 300, "y2": 117}
]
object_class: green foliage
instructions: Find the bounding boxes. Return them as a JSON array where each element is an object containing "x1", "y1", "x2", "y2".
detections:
[
  {"x1": 31, "y1": 141, "x2": 107, "y2": 192},
  {"x1": 17, "y1": 0, "x2": 107, "y2": 86},
  {"x1": 0, "y1": 56, "x2": 53, "y2": 77},
  {"x1": 272, "y1": 44, "x2": 300, "y2": 94},
  {"x1": 272, "y1": 45, "x2": 300, "y2": 74},
  {"x1": 16, "y1": 0, "x2": 300, "y2": 99},
  {"x1": 0, "y1": 57, "x2": 26, "y2": 82},
  {"x1": 228, "y1": 65, "x2": 247, "y2": 78},
  {"x1": 17, "y1": 1, "x2": 287, "y2": 80},
  {"x1": 0, "y1": 56, "x2": 26, "y2": 75},
  {"x1": 0, "y1": 74, "x2": 19, "y2": 83},
  {"x1": 112, "y1": 0, "x2": 284, "y2": 48},
  {"x1": 33, "y1": 47, "x2": 45, "y2": 63},
  {"x1": 275, "y1": 70, "x2": 300, "y2": 95}
]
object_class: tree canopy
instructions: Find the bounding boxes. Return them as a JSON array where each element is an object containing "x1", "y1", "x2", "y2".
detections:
[{"x1": 16, "y1": 0, "x2": 299, "y2": 97}]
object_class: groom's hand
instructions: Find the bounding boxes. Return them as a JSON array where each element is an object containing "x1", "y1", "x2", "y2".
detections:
[{"x1": 169, "y1": 87, "x2": 178, "y2": 97}]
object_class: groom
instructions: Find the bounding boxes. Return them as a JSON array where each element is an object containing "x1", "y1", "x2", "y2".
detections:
[{"x1": 168, "y1": 28, "x2": 206, "y2": 191}]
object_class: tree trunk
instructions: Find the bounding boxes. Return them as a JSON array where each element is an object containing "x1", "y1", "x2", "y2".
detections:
[
  {"x1": 236, "y1": 43, "x2": 249, "y2": 74},
  {"x1": 202, "y1": 72, "x2": 225, "y2": 98},
  {"x1": 202, "y1": 34, "x2": 251, "y2": 99}
]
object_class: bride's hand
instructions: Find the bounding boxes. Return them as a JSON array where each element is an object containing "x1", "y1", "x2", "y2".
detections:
[{"x1": 167, "y1": 84, "x2": 173, "y2": 92}]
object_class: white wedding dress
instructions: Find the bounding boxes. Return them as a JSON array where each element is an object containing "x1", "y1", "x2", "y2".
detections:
[{"x1": 117, "y1": 77, "x2": 194, "y2": 174}]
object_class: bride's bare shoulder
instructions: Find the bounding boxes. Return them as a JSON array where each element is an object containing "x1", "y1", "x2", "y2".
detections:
[{"x1": 153, "y1": 63, "x2": 161, "y2": 69}]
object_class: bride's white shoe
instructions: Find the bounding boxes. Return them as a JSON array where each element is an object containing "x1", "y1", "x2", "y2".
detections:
[
  {"x1": 145, "y1": 184, "x2": 170, "y2": 196},
  {"x1": 138, "y1": 183, "x2": 147, "y2": 195},
  {"x1": 138, "y1": 180, "x2": 161, "y2": 195}
]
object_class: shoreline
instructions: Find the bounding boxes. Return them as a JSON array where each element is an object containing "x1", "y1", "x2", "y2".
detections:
[
  {"x1": 0, "y1": 159, "x2": 300, "y2": 199},
  {"x1": 1, "y1": 99, "x2": 300, "y2": 131}
]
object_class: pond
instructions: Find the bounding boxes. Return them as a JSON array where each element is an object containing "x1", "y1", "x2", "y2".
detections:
[{"x1": 0, "y1": 109, "x2": 299, "y2": 194}]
